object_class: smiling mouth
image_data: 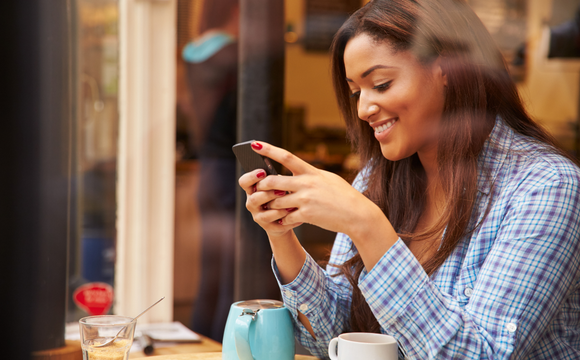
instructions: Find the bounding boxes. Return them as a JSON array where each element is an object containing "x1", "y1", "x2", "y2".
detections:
[{"x1": 373, "y1": 118, "x2": 397, "y2": 134}]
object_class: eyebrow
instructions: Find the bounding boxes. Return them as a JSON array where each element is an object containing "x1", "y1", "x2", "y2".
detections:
[{"x1": 345, "y1": 65, "x2": 394, "y2": 82}]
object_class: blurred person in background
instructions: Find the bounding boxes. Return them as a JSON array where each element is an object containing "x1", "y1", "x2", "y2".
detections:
[{"x1": 182, "y1": 0, "x2": 239, "y2": 342}]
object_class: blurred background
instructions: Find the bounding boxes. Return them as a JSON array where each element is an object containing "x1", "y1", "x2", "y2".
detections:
[
  {"x1": 69, "y1": 0, "x2": 580, "y2": 327},
  {"x1": 3, "y1": 0, "x2": 580, "y2": 356}
]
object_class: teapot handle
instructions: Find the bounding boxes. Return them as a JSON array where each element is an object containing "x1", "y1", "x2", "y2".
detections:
[{"x1": 234, "y1": 309, "x2": 256, "y2": 360}]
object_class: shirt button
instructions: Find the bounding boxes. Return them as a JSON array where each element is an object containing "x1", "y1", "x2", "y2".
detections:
[
  {"x1": 506, "y1": 323, "x2": 517, "y2": 333},
  {"x1": 284, "y1": 290, "x2": 293, "y2": 299},
  {"x1": 464, "y1": 287, "x2": 473, "y2": 297},
  {"x1": 299, "y1": 304, "x2": 309, "y2": 312}
]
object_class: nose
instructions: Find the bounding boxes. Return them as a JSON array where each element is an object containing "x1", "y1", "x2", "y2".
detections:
[{"x1": 357, "y1": 96, "x2": 379, "y2": 121}]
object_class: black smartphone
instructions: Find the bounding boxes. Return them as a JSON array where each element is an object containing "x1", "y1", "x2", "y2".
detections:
[{"x1": 232, "y1": 140, "x2": 278, "y2": 175}]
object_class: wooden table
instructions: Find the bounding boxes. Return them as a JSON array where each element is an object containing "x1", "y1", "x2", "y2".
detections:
[
  {"x1": 129, "y1": 334, "x2": 318, "y2": 359},
  {"x1": 139, "y1": 353, "x2": 318, "y2": 360},
  {"x1": 129, "y1": 335, "x2": 222, "y2": 358}
]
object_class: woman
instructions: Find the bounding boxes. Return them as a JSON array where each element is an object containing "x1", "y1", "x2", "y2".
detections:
[{"x1": 239, "y1": 0, "x2": 580, "y2": 358}]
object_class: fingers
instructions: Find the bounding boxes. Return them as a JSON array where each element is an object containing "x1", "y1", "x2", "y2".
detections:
[
  {"x1": 276, "y1": 209, "x2": 301, "y2": 227},
  {"x1": 261, "y1": 194, "x2": 302, "y2": 228},
  {"x1": 238, "y1": 164, "x2": 300, "y2": 195},
  {"x1": 237, "y1": 141, "x2": 309, "y2": 233},
  {"x1": 274, "y1": 199, "x2": 301, "y2": 225},
  {"x1": 250, "y1": 141, "x2": 315, "y2": 176},
  {"x1": 238, "y1": 169, "x2": 268, "y2": 195},
  {"x1": 247, "y1": 190, "x2": 302, "y2": 232},
  {"x1": 238, "y1": 165, "x2": 294, "y2": 217},
  {"x1": 245, "y1": 187, "x2": 288, "y2": 214}
]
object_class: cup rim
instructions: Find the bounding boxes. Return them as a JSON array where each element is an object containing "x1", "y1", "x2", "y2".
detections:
[
  {"x1": 232, "y1": 299, "x2": 285, "y2": 311},
  {"x1": 79, "y1": 315, "x2": 134, "y2": 326},
  {"x1": 338, "y1": 332, "x2": 397, "y2": 345}
]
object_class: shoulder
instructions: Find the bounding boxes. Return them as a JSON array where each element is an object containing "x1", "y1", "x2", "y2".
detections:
[
  {"x1": 482, "y1": 134, "x2": 580, "y2": 225},
  {"x1": 481, "y1": 118, "x2": 580, "y2": 196},
  {"x1": 182, "y1": 31, "x2": 237, "y2": 64},
  {"x1": 507, "y1": 133, "x2": 580, "y2": 191}
]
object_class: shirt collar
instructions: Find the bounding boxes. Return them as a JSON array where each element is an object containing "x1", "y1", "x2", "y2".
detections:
[{"x1": 477, "y1": 116, "x2": 513, "y2": 195}]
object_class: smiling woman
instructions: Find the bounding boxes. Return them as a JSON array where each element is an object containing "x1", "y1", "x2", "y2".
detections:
[
  {"x1": 237, "y1": 0, "x2": 580, "y2": 359},
  {"x1": 343, "y1": 33, "x2": 447, "y2": 162}
]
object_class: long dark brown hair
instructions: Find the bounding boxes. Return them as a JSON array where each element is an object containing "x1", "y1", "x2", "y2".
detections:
[{"x1": 329, "y1": 0, "x2": 575, "y2": 333}]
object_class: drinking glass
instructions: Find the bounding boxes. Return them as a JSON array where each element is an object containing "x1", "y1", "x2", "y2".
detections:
[{"x1": 79, "y1": 315, "x2": 136, "y2": 360}]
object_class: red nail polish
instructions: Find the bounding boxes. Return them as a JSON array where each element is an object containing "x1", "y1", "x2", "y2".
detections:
[
  {"x1": 256, "y1": 170, "x2": 266, "y2": 179},
  {"x1": 287, "y1": 207, "x2": 297, "y2": 212},
  {"x1": 251, "y1": 142, "x2": 263, "y2": 150},
  {"x1": 274, "y1": 190, "x2": 285, "y2": 196},
  {"x1": 252, "y1": 185, "x2": 257, "y2": 193},
  {"x1": 278, "y1": 219, "x2": 283, "y2": 225},
  {"x1": 261, "y1": 204, "x2": 268, "y2": 210}
]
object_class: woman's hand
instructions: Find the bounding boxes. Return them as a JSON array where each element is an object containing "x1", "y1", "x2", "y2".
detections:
[
  {"x1": 240, "y1": 141, "x2": 377, "y2": 237},
  {"x1": 238, "y1": 165, "x2": 303, "y2": 238},
  {"x1": 237, "y1": 142, "x2": 309, "y2": 285},
  {"x1": 239, "y1": 141, "x2": 398, "y2": 272}
]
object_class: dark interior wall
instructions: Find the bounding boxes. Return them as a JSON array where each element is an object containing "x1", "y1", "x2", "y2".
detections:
[{"x1": 1, "y1": 1, "x2": 73, "y2": 358}]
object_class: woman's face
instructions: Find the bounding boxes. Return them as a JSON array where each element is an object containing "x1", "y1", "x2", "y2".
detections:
[{"x1": 344, "y1": 33, "x2": 447, "y2": 163}]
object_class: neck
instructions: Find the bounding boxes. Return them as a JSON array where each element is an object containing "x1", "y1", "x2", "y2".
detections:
[
  {"x1": 417, "y1": 147, "x2": 439, "y2": 187},
  {"x1": 417, "y1": 146, "x2": 446, "y2": 220}
]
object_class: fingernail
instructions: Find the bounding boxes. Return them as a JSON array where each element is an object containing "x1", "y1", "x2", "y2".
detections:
[
  {"x1": 274, "y1": 190, "x2": 285, "y2": 196},
  {"x1": 251, "y1": 142, "x2": 263, "y2": 150},
  {"x1": 261, "y1": 204, "x2": 268, "y2": 210},
  {"x1": 256, "y1": 170, "x2": 266, "y2": 179},
  {"x1": 252, "y1": 185, "x2": 257, "y2": 193},
  {"x1": 287, "y1": 207, "x2": 297, "y2": 212}
]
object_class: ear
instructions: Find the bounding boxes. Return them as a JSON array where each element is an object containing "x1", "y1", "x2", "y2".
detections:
[{"x1": 433, "y1": 56, "x2": 448, "y2": 87}]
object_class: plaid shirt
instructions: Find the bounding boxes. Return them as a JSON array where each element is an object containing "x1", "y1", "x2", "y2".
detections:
[{"x1": 273, "y1": 118, "x2": 580, "y2": 359}]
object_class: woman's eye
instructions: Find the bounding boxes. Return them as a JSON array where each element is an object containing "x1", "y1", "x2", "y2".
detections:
[
  {"x1": 373, "y1": 81, "x2": 392, "y2": 92},
  {"x1": 350, "y1": 91, "x2": 360, "y2": 99}
]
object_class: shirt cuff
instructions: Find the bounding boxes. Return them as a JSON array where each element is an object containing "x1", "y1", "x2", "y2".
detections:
[
  {"x1": 271, "y1": 251, "x2": 325, "y2": 318},
  {"x1": 358, "y1": 238, "x2": 429, "y2": 327}
]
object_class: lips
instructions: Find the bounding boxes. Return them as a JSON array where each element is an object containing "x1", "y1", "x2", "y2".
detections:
[{"x1": 372, "y1": 118, "x2": 397, "y2": 134}]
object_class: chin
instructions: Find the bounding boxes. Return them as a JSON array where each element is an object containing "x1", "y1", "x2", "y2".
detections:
[{"x1": 380, "y1": 146, "x2": 412, "y2": 162}]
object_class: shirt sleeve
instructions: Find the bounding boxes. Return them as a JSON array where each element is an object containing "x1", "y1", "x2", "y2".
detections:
[
  {"x1": 270, "y1": 170, "x2": 371, "y2": 359},
  {"x1": 271, "y1": 233, "x2": 356, "y2": 360},
  {"x1": 359, "y1": 166, "x2": 580, "y2": 359}
]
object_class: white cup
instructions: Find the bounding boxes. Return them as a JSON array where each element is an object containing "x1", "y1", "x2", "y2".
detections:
[{"x1": 328, "y1": 332, "x2": 398, "y2": 360}]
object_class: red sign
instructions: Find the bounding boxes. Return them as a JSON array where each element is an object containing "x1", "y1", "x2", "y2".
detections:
[{"x1": 73, "y1": 282, "x2": 114, "y2": 315}]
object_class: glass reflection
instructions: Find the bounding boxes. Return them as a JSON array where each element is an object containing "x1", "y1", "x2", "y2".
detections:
[{"x1": 68, "y1": 0, "x2": 119, "y2": 322}]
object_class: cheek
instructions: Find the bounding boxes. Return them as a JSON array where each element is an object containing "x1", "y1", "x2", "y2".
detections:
[
  {"x1": 386, "y1": 80, "x2": 423, "y2": 114},
  {"x1": 379, "y1": 90, "x2": 410, "y2": 113},
  {"x1": 407, "y1": 83, "x2": 444, "y2": 121}
]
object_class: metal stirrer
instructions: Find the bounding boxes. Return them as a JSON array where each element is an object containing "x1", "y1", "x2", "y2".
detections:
[{"x1": 93, "y1": 296, "x2": 165, "y2": 348}]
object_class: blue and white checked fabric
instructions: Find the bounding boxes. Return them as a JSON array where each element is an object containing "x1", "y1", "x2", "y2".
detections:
[{"x1": 272, "y1": 118, "x2": 580, "y2": 359}]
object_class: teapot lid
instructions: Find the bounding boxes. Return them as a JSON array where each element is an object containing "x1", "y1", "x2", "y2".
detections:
[{"x1": 236, "y1": 299, "x2": 285, "y2": 310}]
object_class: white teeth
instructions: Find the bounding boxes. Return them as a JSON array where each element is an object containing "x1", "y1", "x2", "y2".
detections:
[{"x1": 374, "y1": 119, "x2": 396, "y2": 134}]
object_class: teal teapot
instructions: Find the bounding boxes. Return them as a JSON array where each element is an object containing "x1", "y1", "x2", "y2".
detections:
[{"x1": 222, "y1": 299, "x2": 295, "y2": 360}]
